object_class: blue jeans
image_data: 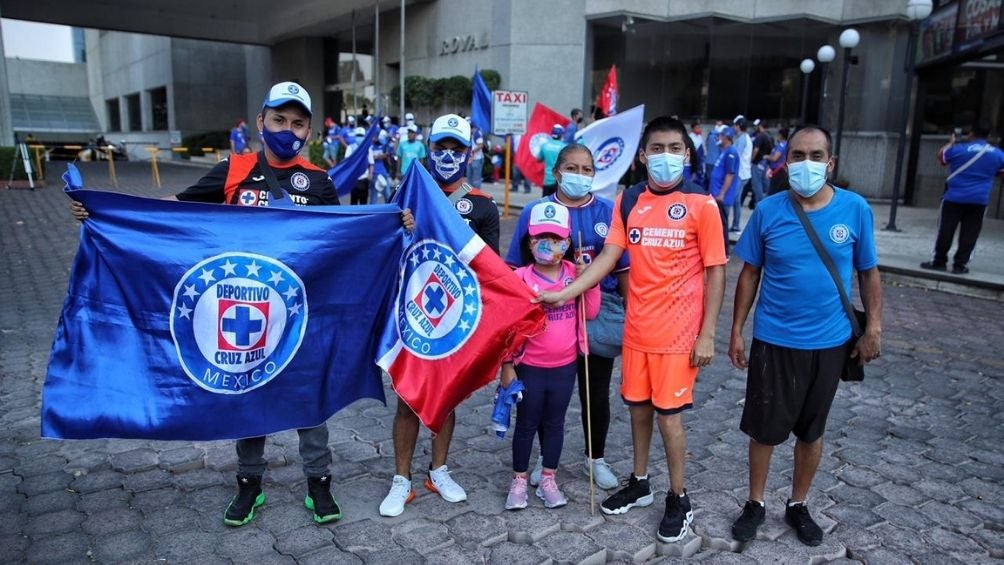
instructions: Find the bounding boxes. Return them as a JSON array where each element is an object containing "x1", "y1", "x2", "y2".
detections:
[
  {"x1": 369, "y1": 173, "x2": 390, "y2": 204},
  {"x1": 468, "y1": 156, "x2": 484, "y2": 187},
  {"x1": 751, "y1": 164, "x2": 767, "y2": 205},
  {"x1": 730, "y1": 180, "x2": 749, "y2": 230}
]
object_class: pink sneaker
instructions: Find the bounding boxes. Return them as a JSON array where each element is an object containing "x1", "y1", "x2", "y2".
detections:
[
  {"x1": 536, "y1": 473, "x2": 567, "y2": 508},
  {"x1": 505, "y1": 475, "x2": 528, "y2": 510}
]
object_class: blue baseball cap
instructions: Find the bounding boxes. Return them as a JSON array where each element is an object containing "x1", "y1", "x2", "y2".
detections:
[
  {"x1": 718, "y1": 126, "x2": 736, "y2": 140},
  {"x1": 551, "y1": 124, "x2": 565, "y2": 137},
  {"x1": 262, "y1": 82, "x2": 312, "y2": 116}
]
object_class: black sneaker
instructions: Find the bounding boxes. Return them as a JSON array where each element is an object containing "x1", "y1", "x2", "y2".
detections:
[
  {"x1": 952, "y1": 264, "x2": 970, "y2": 274},
  {"x1": 785, "y1": 500, "x2": 823, "y2": 546},
  {"x1": 600, "y1": 474, "x2": 654, "y2": 515},
  {"x1": 224, "y1": 474, "x2": 265, "y2": 527},
  {"x1": 305, "y1": 475, "x2": 342, "y2": 524},
  {"x1": 657, "y1": 490, "x2": 694, "y2": 542},
  {"x1": 920, "y1": 261, "x2": 947, "y2": 271},
  {"x1": 732, "y1": 500, "x2": 766, "y2": 542}
]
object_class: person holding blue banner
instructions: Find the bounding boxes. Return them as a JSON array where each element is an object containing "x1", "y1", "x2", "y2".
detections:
[
  {"x1": 504, "y1": 143, "x2": 628, "y2": 491},
  {"x1": 69, "y1": 81, "x2": 415, "y2": 528},
  {"x1": 380, "y1": 113, "x2": 500, "y2": 518}
]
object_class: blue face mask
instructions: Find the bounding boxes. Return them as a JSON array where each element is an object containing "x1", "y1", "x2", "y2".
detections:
[
  {"x1": 787, "y1": 160, "x2": 830, "y2": 198},
  {"x1": 261, "y1": 128, "x2": 305, "y2": 160},
  {"x1": 558, "y1": 172, "x2": 593, "y2": 199},
  {"x1": 646, "y1": 152, "x2": 686, "y2": 187},
  {"x1": 429, "y1": 148, "x2": 469, "y2": 184}
]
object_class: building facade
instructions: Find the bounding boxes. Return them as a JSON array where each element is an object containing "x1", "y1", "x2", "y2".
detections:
[{"x1": 1, "y1": 0, "x2": 1000, "y2": 211}]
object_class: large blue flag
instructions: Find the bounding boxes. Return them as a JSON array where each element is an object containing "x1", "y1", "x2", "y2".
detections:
[
  {"x1": 471, "y1": 66, "x2": 492, "y2": 134},
  {"x1": 328, "y1": 120, "x2": 380, "y2": 197},
  {"x1": 43, "y1": 189, "x2": 403, "y2": 440}
]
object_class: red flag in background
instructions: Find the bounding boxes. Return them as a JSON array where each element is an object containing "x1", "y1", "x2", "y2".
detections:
[
  {"x1": 596, "y1": 65, "x2": 619, "y2": 117},
  {"x1": 514, "y1": 102, "x2": 567, "y2": 187}
]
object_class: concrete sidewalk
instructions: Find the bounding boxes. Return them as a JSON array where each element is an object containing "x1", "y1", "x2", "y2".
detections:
[{"x1": 478, "y1": 181, "x2": 1004, "y2": 301}]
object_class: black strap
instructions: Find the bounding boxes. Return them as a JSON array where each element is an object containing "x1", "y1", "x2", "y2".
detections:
[
  {"x1": 256, "y1": 151, "x2": 288, "y2": 202},
  {"x1": 787, "y1": 191, "x2": 863, "y2": 337}
]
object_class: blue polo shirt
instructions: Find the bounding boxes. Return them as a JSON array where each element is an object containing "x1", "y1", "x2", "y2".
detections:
[
  {"x1": 734, "y1": 188, "x2": 878, "y2": 349},
  {"x1": 505, "y1": 194, "x2": 629, "y2": 293},
  {"x1": 710, "y1": 146, "x2": 740, "y2": 205},
  {"x1": 941, "y1": 140, "x2": 1004, "y2": 205}
]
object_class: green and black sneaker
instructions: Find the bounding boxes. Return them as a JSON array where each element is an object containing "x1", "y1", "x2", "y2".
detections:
[
  {"x1": 305, "y1": 475, "x2": 342, "y2": 524},
  {"x1": 223, "y1": 473, "x2": 265, "y2": 527}
]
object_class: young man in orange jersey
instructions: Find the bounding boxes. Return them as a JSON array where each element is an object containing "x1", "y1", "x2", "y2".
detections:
[{"x1": 537, "y1": 116, "x2": 726, "y2": 543}]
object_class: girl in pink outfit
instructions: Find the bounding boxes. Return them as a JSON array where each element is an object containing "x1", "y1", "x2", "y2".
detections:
[{"x1": 502, "y1": 201, "x2": 600, "y2": 510}]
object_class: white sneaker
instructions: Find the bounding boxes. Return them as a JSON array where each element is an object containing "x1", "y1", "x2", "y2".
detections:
[
  {"x1": 529, "y1": 456, "x2": 543, "y2": 487},
  {"x1": 584, "y1": 457, "x2": 619, "y2": 490},
  {"x1": 425, "y1": 465, "x2": 467, "y2": 503},
  {"x1": 379, "y1": 475, "x2": 414, "y2": 517}
]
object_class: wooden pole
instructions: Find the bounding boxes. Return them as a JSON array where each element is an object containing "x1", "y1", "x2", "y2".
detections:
[{"x1": 577, "y1": 230, "x2": 595, "y2": 516}]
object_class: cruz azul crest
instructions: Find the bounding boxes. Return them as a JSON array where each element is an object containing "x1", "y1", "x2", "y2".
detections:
[
  {"x1": 170, "y1": 253, "x2": 308, "y2": 394},
  {"x1": 397, "y1": 239, "x2": 481, "y2": 359}
]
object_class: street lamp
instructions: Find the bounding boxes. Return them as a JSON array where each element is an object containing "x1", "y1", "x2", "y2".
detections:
[
  {"x1": 816, "y1": 45, "x2": 836, "y2": 126},
  {"x1": 833, "y1": 28, "x2": 860, "y2": 180},
  {"x1": 886, "y1": 0, "x2": 933, "y2": 231},
  {"x1": 800, "y1": 58, "x2": 815, "y2": 123}
]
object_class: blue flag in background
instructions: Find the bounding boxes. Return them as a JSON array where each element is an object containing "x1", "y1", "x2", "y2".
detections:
[
  {"x1": 43, "y1": 189, "x2": 403, "y2": 440},
  {"x1": 472, "y1": 66, "x2": 492, "y2": 134},
  {"x1": 328, "y1": 120, "x2": 380, "y2": 197}
]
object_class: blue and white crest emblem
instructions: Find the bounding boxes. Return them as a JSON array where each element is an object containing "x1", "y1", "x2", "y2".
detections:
[
  {"x1": 290, "y1": 172, "x2": 310, "y2": 191},
  {"x1": 628, "y1": 228, "x2": 642, "y2": 245},
  {"x1": 170, "y1": 253, "x2": 307, "y2": 394},
  {"x1": 397, "y1": 240, "x2": 481, "y2": 359},
  {"x1": 829, "y1": 224, "x2": 850, "y2": 244},
  {"x1": 595, "y1": 137, "x2": 625, "y2": 172}
]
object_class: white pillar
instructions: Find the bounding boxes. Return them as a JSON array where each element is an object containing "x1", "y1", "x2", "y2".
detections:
[{"x1": 0, "y1": 9, "x2": 16, "y2": 145}]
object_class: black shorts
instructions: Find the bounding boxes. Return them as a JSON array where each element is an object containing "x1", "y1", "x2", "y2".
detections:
[{"x1": 739, "y1": 338, "x2": 849, "y2": 446}]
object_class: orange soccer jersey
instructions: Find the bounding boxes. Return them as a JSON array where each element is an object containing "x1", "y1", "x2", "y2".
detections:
[{"x1": 606, "y1": 184, "x2": 727, "y2": 354}]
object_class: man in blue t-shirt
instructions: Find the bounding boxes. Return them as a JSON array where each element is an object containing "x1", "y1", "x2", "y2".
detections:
[
  {"x1": 727, "y1": 126, "x2": 883, "y2": 548},
  {"x1": 395, "y1": 125, "x2": 427, "y2": 179},
  {"x1": 921, "y1": 120, "x2": 1004, "y2": 275},
  {"x1": 709, "y1": 126, "x2": 739, "y2": 250},
  {"x1": 563, "y1": 108, "x2": 583, "y2": 142}
]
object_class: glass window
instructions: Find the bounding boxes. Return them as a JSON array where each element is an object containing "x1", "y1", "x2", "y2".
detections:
[
  {"x1": 591, "y1": 17, "x2": 834, "y2": 124},
  {"x1": 106, "y1": 99, "x2": 121, "y2": 132},
  {"x1": 149, "y1": 87, "x2": 168, "y2": 131},
  {"x1": 125, "y1": 93, "x2": 141, "y2": 132}
]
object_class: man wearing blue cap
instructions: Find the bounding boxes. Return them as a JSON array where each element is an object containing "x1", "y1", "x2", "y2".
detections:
[
  {"x1": 69, "y1": 81, "x2": 415, "y2": 528},
  {"x1": 536, "y1": 124, "x2": 568, "y2": 197},
  {"x1": 710, "y1": 126, "x2": 739, "y2": 252}
]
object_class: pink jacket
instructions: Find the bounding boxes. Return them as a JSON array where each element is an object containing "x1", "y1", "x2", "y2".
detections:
[{"x1": 510, "y1": 260, "x2": 600, "y2": 368}]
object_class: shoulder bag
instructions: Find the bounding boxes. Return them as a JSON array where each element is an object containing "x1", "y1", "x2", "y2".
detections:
[{"x1": 787, "y1": 191, "x2": 866, "y2": 381}]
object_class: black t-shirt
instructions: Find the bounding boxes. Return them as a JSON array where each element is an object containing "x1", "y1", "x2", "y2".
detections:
[
  {"x1": 177, "y1": 153, "x2": 339, "y2": 207},
  {"x1": 446, "y1": 186, "x2": 500, "y2": 254},
  {"x1": 753, "y1": 132, "x2": 774, "y2": 165}
]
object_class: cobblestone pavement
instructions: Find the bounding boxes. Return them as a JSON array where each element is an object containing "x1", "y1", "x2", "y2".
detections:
[{"x1": 1, "y1": 162, "x2": 1002, "y2": 564}]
